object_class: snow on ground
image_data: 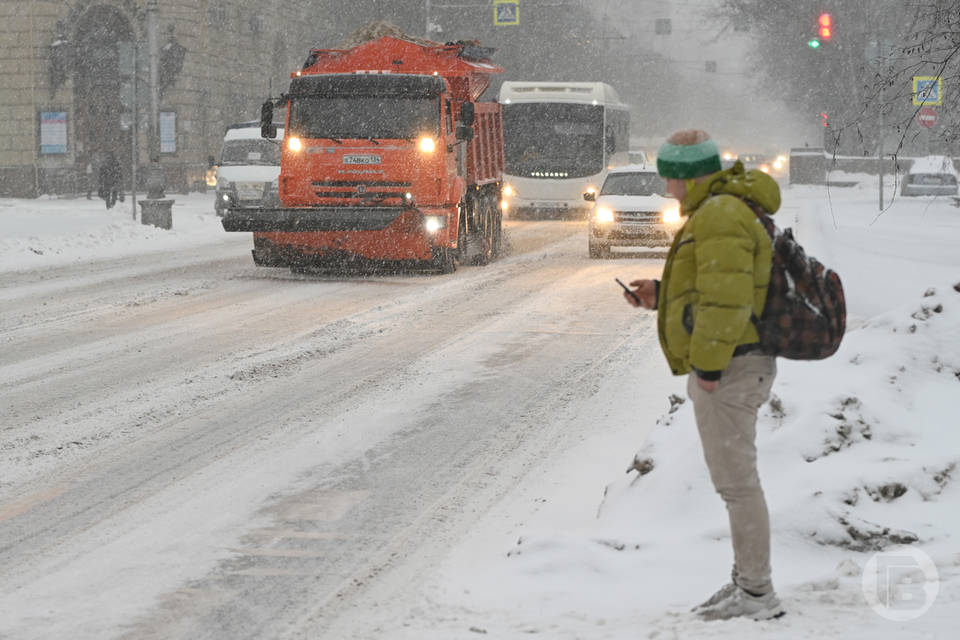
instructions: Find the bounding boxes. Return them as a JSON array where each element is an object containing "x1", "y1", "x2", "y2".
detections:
[
  {"x1": 2, "y1": 178, "x2": 959, "y2": 638},
  {"x1": 385, "y1": 177, "x2": 960, "y2": 639},
  {"x1": 0, "y1": 192, "x2": 228, "y2": 273}
]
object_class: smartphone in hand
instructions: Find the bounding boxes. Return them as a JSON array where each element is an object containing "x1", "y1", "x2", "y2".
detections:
[{"x1": 616, "y1": 278, "x2": 643, "y2": 305}]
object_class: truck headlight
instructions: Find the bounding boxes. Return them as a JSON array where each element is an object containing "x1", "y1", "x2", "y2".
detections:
[
  {"x1": 418, "y1": 136, "x2": 436, "y2": 153},
  {"x1": 595, "y1": 206, "x2": 614, "y2": 223},
  {"x1": 423, "y1": 215, "x2": 446, "y2": 233},
  {"x1": 288, "y1": 136, "x2": 303, "y2": 152},
  {"x1": 502, "y1": 184, "x2": 515, "y2": 197}
]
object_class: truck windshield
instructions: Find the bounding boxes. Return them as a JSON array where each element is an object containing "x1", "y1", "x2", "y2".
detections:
[
  {"x1": 220, "y1": 140, "x2": 281, "y2": 166},
  {"x1": 600, "y1": 172, "x2": 667, "y2": 196},
  {"x1": 502, "y1": 103, "x2": 604, "y2": 178},
  {"x1": 288, "y1": 97, "x2": 440, "y2": 140}
]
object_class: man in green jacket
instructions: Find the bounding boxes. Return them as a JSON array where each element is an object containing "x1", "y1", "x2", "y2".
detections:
[{"x1": 624, "y1": 129, "x2": 784, "y2": 621}]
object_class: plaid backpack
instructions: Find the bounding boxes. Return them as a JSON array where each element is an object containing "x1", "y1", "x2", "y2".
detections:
[{"x1": 741, "y1": 199, "x2": 846, "y2": 360}]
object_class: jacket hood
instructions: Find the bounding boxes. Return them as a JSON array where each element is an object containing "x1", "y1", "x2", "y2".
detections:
[{"x1": 681, "y1": 160, "x2": 781, "y2": 215}]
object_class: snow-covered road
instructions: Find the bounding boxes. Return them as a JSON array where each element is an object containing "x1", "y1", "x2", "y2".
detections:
[
  {"x1": 0, "y1": 218, "x2": 672, "y2": 638},
  {"x1": 3, "y1": 178, "x2": 959, "y2": 639}
]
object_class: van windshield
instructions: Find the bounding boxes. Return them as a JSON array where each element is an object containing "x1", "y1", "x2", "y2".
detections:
[{"x1": 220, "y1": 139, "x2": 281, "y2": 166}]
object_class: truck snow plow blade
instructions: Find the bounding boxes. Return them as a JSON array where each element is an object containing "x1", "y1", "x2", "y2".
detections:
[{"x1": 222, "y1": 207, "x2": 405, "y2": 232}]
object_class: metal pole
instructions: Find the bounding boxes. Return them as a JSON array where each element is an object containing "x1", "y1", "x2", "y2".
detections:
[
  {"x1": 878, "y1": 93, "x2": 884, "y2": 211},
  {"x1": 131, "y1": 43, "x2": 138, "y2": 219},
  {"x1": 148, "y1": 0, "x2": 159, "y2": 164},
  {"x1": 425, "y1": 0, "x2": 432, "y2": 39}
]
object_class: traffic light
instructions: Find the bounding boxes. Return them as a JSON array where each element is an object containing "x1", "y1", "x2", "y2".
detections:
[{"x1": 818, "y1": 13, "x2": 833, "y2": 41}]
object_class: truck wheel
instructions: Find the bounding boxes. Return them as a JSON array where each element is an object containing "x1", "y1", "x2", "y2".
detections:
[
  {"x1": 492, "y1": 205, "x2": 503, "y2": 258},
  {"x1": 475, "y1": 200, "x2": 494, "y2": 266},
  {"x1": 434, "y1": 247, "x2": 456, "y2": 274},
  {"x1": 456, "y1": 212, "x2": 469, "y2": 265}
]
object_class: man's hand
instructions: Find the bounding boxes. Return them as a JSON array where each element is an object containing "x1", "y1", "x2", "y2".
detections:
[
  {"x1": 625, "y1": 279, "x2": 657, "y2": 309},
  {"x1": 695, "y1": 376, "x2": 719, "y2": 392}
]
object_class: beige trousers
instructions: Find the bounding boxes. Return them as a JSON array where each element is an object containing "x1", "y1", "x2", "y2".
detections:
[{"x1": 687, "y1": 354, "x2": 777, "y2": 595}]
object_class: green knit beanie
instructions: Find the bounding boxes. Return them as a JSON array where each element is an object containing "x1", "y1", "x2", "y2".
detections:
[{"x1": 656, "y1": 138, "x2": 722, "y2": 179}]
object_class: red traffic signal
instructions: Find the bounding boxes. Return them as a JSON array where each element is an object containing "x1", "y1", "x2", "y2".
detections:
[{"x1": 818, "y1": 13, "x2": 833, "y2": 41}]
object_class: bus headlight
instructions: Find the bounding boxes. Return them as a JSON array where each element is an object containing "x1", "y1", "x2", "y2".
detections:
[
  {"x1": 287, "y1": 136, "x2": 303, "y2": 152},
  {"x1": 418, "y1": 136, "x2": 436, "y2": 153},
  {"x1": 423, "y1": 215, "x2": 446, "y2": 234},
  {"x1": 595, "y1": 206, "x2": 614, "y2": 223},
  {"x1": 661, "y1": 206, "x2": 681, "y2": 225}
]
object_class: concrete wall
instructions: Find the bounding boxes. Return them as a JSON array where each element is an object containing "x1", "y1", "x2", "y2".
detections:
[{"x1": 0, "y1": 0, "x2": 319, "y2": 197}]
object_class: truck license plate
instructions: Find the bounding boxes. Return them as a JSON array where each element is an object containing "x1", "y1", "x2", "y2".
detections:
[{"x1": 343, "y1": 155, "x2": 382, "y2": 165}]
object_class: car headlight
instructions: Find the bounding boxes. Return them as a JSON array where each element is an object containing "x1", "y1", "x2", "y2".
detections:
[
  {"x1": 661, "y1": 206, "x2": 681, "y2": 225},
  {"x1": 418, "y1": 136, "x2": 436, "y2": 153},
  {"x1": 423, "y1": 215, "x2": 446, "y2": 234},
  {"x1": 595, "y1": 206, "x2": 614, "y2": 223},
  {"x1": 502, "y1": 184, "x2": 515, "y2": 197}
]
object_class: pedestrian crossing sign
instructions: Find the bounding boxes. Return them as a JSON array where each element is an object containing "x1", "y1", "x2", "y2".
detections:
[
  {"x1": 494, "y1": 0, "x2": 519, "y2": 26},
  {"x1": 913, "y1": 76, "x2": 942, "y2": 106}
]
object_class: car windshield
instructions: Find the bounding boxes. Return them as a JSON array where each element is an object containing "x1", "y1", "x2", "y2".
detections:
[
  {"x1": 220, "y1": 140, "x2": 280, "y2": 166},
  {"x1": 502, "y1": 103, "x2": 604, "y2": 178},
  {"x1": 288, "y1": 96, "x2": 440, "y2": 140},
  {"x1": 600, "y1": 172, "x2": 667, "y2": 196}
]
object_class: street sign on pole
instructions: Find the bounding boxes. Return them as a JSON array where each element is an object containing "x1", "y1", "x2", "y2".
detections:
[
  {"x1": 917, "y1": 106, "x2": 938, "y2": 128},
  {"x1": 912, "y1": 76, "x2": 943, "y2": 106},
  {"x1": 494, "y1": 0, "x2": 519, "y2": 26}
]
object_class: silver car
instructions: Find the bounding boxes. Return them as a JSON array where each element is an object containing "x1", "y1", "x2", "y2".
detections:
[{"x1": 584, "y1": 165, "x2": 681, "y2": 258}]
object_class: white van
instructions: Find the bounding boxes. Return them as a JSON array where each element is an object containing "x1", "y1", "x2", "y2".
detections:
[{"x1": 214, "y1": 122, "x2": 284, "y2": 216}]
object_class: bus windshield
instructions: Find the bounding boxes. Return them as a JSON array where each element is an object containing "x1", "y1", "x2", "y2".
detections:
[
  {"x1": 288, "y1": 96, "x2": 440, "y2": 140},
  {"x1": 502, "y1": 103, "x2": 604, "y2": 178}
]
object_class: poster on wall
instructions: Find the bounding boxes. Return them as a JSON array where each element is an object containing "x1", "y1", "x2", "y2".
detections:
[
  {"x1": 160, "y1": 111, "x2": 176, "y2": 153},
  {"x1": 40, "y1": 111, "x2": 68, "y2": 154}
]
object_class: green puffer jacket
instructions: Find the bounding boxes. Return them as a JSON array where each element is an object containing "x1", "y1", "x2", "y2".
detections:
[{"x1": 656, "y1": 162, "x2": 781, "y2": 377}]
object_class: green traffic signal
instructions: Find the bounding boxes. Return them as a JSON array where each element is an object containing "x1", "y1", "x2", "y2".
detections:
[{"x1": 808, "y1": 37, "x2": 821, "y2": 49}]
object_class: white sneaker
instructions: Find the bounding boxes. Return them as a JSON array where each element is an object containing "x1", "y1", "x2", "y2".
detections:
[
  {"x1": 691, "y1": 582, "x2": 738, "y2": 612},
  {"x1": 697, "y1": 586, "x2": 785, "y2": 621}
]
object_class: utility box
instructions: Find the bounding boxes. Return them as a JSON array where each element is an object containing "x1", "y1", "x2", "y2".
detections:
[
  {"x1": 789, "y1": 148, "x2": 826, "y2": 185},
  {"x1": 140, "y1": 199, "x2": 174, "y2": 229}
]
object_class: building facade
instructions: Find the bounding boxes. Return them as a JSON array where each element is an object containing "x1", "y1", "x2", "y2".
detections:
[{"x1": 0, "y1": 0, "x2": 323, "y2": 197}]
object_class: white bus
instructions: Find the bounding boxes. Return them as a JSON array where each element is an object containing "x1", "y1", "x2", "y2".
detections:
[{"x1": 498, "y1": 81, "x2": 630, "y2": 218}]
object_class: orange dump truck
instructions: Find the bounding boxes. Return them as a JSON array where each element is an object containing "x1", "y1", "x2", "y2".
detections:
[{"x1": 221, "y1": 35, "x2": 505, "y2": 273}]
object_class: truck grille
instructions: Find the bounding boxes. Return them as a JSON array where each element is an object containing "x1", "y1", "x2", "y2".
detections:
[
  {"x1": 312, "y1": 180, "x2": 412, "y2": 204},
  {"x1": 615, "y1": 211, "x2": 661, "y2": 224}
]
